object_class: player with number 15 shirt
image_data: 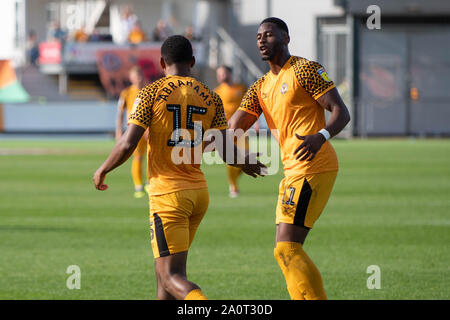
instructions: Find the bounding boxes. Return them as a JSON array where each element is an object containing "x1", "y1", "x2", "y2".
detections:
[
  {"x1": 93, "y1": 35, "x2": 265, "y2": 300},
  {"x1": 128, "y1": 75, "x2": 227, "y2": 196}
]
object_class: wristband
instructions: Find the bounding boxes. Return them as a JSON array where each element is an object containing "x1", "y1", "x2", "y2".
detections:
[{"x1": 318, "y1": 128, "x2": 331, "y2": 141}]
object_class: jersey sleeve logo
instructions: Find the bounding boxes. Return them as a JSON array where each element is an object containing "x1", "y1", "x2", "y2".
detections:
[
  {"x1": 131, "y1": 98, "x2": 141, "y2": 113},
  {"x1": 317, "y1": 67, "x2": 331, "y2": 82}
]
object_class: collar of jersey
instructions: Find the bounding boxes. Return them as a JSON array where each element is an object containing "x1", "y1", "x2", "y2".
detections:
[
  {"x1": 166, "y1": 74, "x2": 194, "y2": 80},
  {"x1": 269, "y1": 55, "x2": 294, "y2": 78}
]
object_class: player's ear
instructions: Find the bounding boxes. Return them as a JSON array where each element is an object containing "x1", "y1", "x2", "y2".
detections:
[
  {"x1": 160, "y1": 57, "x2": 166, "y2": 70},
  {"x1": 284, "y1": 33, "x2": 290, "y2": 45},
  {"x1": 190, "y1": 56, "x2": 196, "y2": 68}
]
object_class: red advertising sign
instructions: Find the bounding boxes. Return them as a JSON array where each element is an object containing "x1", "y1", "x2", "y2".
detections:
[
  {"x1": 96, "y1": 47, "x2": 163, "y2": 97},
  {"x1": 39, "y1": 42, "x2": 62, "y2": 65}
]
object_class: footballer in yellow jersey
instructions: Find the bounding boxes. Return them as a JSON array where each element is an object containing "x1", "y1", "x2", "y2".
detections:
[
  {"x1": 229, "y1": 18, "x2": 350, "y2": 300},
  {"x1": 214, "y1": 66, "x2": 248, "y2": 121},
  {"x1": 214, "y1": 65, "x2": 249, "y2": 198},
  {"x1": 128, "y1": 74, "x2": 228, "y2": 196},
  {"x1": 93, "y1": 35, "x2": 266, "y2": 300},
  {"x1": 116, "y1": 66, "x2": 148, "y2": 198}
]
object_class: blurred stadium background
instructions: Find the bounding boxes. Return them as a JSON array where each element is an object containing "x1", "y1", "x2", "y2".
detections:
[
  {"x1": 2, "y1": 0, "x2": 450, "y2": 137},
  {"x1": 0, "y1": 0, "x2": 449, "y2": 300}
]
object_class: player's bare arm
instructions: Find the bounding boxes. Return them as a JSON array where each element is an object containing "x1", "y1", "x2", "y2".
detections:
[
  {"x1": 204, "y1": 110, "x2": 257, "y2": 151},
  {"x1": 225, "y1": 110, "x2": 267, "y2": 177},
  {"x1": 93, "y1": 124, "x2": 145, "y2": 190},
  {"x1": 211, "y1": 128, "x2": 266, "y2": 178},
  {"x1": 294, "y1": 87, "x2": 350, "y2": 161},
  {"x1": 252, "y1": 119, "x2": 261, "y2": 133},
  {"x1": 228, "y1": 109, "x2": 258, "y2": 133},
  {"x1": 115, "y1": 98, "x2": 126, "y2": 140}
]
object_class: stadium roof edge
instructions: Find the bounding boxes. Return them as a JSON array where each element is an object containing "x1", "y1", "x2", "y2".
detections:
[{"x1": 335, "y1": 0, "x2": 450, "y2": 16}]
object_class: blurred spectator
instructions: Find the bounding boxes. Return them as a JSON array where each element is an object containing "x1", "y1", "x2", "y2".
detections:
[
  {"x1": 74, "y1": 25, "x2": 89, "y2": 43},
  {"x1": 128, "y1": 21, "x2": 147, "y2": 44},
  {"x1": 152, "y1": 20, "x2": 171, "y2": 42},
  {"x1": 121, "y1": 5, "x2": 137, "y2": 41},
  {"x1": 102, "y1": 34, "x2": 113, "y2": 42},
  {"x1": 47, "y1": 21, "x2": 67, "y2": 43},
  {"x1": 89, "y1": 28, "x2": 102, "y2": 42},
  {"x1": 184, "y1": 25, "x2": 201, "y2": 42},
  {"x1": 169, "y1": 16, "x2": 179, "y2": 33},
  {"x1": 26, "y1": 30, "x2": 39, "y2": 66},
  {"x1": 214, "y1": 65, "x2": 255, "y2": 198}
]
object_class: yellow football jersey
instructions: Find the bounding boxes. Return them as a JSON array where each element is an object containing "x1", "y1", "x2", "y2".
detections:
[
  {"x1": 128, "y1": 75, "x2": 228, "y2": 195},
  {"x1": 119, "y1": 85, "x2": 141, "y2": 116},
  {"x1": 239, "y1": 56, "x2": 338, "y2": 181},
  {"x1": 214, "y1": 83, "x2": 247, "y2": 120}
]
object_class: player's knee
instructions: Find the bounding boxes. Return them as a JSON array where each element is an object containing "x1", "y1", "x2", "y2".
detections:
[
  {"x1": 273, "y1": 244, "x2": 282, "y2": 260},
  {"x1": 273, "y1": 245, "x2": 283, "y2": 267},
  {"x1": 158, "y1": 275, "x2": 172, "y2": 293},
  {"x1": 156, "y1": 269, "x2": 171, "y2": 290},
  {"x1": 273, "y1": 242, "x2": 294, "y2": 270},
  {"x1": 158, "y1": 270, "x2": 182, "y2": 293}
]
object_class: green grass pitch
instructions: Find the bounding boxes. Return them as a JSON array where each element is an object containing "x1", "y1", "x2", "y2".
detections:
[{"x1": 0, "y1": 138, "x2": 449, "y2": 299}]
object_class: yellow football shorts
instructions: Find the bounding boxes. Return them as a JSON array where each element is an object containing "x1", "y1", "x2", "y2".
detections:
[
  {"x1": 149, "y1": 188, "x2": 209, "y2": 258},
  {"x1": 133, "y1": 136, "x2": 147, "y2": 157},
  {"x1": 276, "y1": 171, "x2": 338, "y2": 229}
]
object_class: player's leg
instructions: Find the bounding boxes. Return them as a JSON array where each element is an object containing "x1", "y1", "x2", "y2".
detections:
[
  {"x1": 188, "y1": 188, "x2": 209, "y2": 247},
  {"x1": 155, "y1": 262, "x2": 176, "y2": 300},
  {"x1": 131, "y1": 155, "x2": 144, "y2": 196},
  {"x1": 149, "y1": 190, "x2": 208, "y2": 300},
  {"x1": 154, "y1": 251, "x2": 206, "y2": 300},
  {"x1": 131, "y1": 137, "x2": 147, "y2": 198},
  {"x1": 226, "y1": 133, "x2": 248, "y2": 198},
  {"x1": 273, "y1": 172, "x2": 337, "y2": 300},
  {"x1": 274, "y1": 223, "x2": 326, "y2": 300},
  {"x1": 226, "y1": 165, "x2": 242, "y2": 198},
  {"x1": 183, "y1": 188, "x2": 209, "y2": 299}
]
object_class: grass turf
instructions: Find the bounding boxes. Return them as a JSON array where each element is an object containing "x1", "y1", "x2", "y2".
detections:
[{"x1": 0, "y1": 138, "x2": 449, "y2": 299}]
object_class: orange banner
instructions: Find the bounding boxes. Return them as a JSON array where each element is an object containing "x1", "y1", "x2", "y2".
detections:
[{"x1": 96, "y1": 47, "x2": 163, "y2": 97}]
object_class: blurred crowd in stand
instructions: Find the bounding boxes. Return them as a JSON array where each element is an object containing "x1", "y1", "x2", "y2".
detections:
[{"x1": 25, "y1": 4, "x2": 201, "y2": 66}]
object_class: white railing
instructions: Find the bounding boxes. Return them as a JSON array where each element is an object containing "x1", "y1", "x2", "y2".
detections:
[{"x1": 210, "y1": 27, "x2": 264, "y2": 85}]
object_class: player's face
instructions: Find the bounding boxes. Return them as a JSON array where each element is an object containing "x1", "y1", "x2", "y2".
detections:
[
  {"x1": 216, "y1": 67, "x2": 230, "y2": 83},
  {"x1": 257, "y1": 23, "x2": 287, "y2": 61},
  {"x1": 129, "y1": 70, "x2": 143, "y2": 85}
]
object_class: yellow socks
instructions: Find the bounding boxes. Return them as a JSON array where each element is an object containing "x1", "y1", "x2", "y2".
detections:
[
  {"x1": 226, "y1": 165, "x2": 242, "y2": 192},
  {"x1": 184, "y1": 289, "x2": 208, "y2": 300},
  {"x1": 131, "y1": 157, "x2": 143, "y2": 188},
  {"x1": 273, "y1": 241, "x2": 327, "y2": 300}
]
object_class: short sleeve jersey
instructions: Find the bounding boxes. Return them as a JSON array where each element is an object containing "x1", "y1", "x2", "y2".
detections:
[
  {"x1": 119, "y1": 85, "x2": 141, "y2": 116},
  {"x1": 214, "y1": 83, "x2": 247, "y2": 120},
  {"x1": 128, "y1": 75, "x2": 228, "y2": 196},
  {"x1": 239, "y1": 56, "x2": 338, "y2": 179}
]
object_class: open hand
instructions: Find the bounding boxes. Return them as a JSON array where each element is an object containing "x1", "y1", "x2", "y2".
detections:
[
  {"x1": 293, "y1": 133, "x2": 326, "y2": 161},
  {"x1": 239, "y1": 152, "x2": 268, "y2": 178}
]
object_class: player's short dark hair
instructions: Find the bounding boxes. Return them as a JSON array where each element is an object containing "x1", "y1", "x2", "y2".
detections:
[
  {"x1": 260, "y1": 17, "x2": 289, "y2": 35},
  {"x1": 161, "y1": 35, "x2": 193, "y2": 65}
]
